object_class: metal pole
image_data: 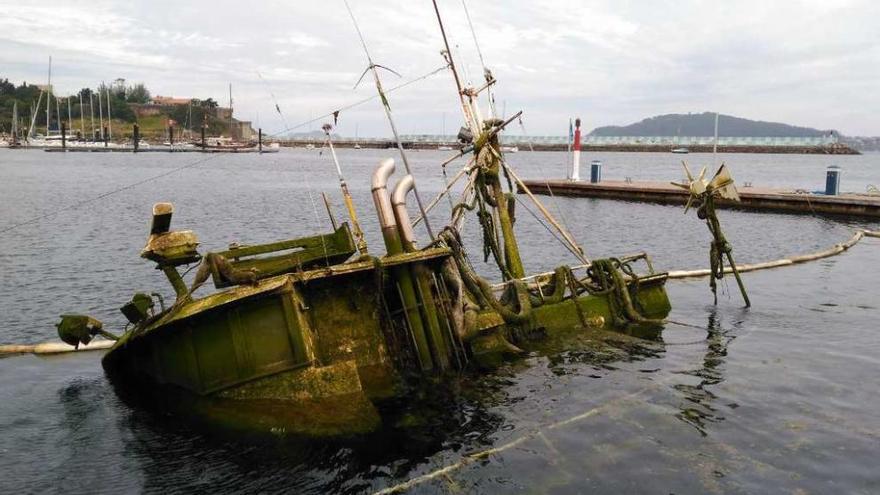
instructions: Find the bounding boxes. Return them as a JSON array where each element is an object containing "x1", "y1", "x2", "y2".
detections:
[
  {"x1": 323, "y1": 123, "x2": 368, "y2": 254},
  {"x1": 431, "y1": 0, "x2": 477, "y2": 132},
  {"x1": 343, "y1": 0, "x2": 435, "y2": 240}
]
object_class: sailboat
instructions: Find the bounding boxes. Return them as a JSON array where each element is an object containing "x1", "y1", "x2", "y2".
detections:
[{"x1": 57, "y1": 2, "x2": 670, "y2": 435}]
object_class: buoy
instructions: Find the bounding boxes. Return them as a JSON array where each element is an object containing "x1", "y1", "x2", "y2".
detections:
[
  {"x1": 667, "y1": 229, "x2": 873, "y2": 280},
  {"x1": 0, "y1": 339, "x2": 114, "y2": 356}
]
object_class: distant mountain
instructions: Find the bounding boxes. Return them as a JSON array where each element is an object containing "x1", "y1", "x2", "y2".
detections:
[{"x1": 590, "y1": 112, "x2": 834, "y2": 138}]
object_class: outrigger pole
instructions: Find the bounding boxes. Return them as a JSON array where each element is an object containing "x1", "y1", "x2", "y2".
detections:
[
  {"x1": 343, "y1": 0, "x2": 435, "y2": 241},
  {"x1": 322, "y1": 123, "x2": 369, "y2": 254}
]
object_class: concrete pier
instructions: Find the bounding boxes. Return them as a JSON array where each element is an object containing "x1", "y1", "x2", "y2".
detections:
[{"x1": 519, "y1": 179, "x2": 880, "y2": 218}]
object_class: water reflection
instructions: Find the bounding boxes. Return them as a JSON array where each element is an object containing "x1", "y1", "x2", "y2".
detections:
[{"x1": 673, "y1": 309, "x2": 739, "y2": 436}]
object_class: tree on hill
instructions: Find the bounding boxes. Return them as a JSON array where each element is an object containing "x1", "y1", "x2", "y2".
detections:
[{"x1": 126, "y1": 83, "x2": 151, "y2": 104}]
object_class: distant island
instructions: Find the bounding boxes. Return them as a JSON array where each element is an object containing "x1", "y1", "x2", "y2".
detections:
[{"x1": 590, "y1": 112, "x2": 834, "y2": 138}]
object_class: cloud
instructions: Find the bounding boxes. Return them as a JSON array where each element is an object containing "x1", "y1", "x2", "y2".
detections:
[{"x1": 0, "y1": 0, "x2": 877, "y2": 135}]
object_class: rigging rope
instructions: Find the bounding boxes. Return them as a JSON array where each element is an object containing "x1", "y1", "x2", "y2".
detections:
[{"x1": 265, "y1": 65, "x2": 450, "y2": 140}]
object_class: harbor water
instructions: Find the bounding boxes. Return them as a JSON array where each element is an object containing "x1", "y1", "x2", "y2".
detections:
[{"x1": 1, "y1": 148, "x2": 878, "y2": 493}]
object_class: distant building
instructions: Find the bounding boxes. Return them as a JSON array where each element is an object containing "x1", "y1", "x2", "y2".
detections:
[
  {"x1": 215, "y1": 107, "x2": 232, "y2": 121},
  {"x1": 151, "y1": 95, "x2": 193, "y2": 106}
]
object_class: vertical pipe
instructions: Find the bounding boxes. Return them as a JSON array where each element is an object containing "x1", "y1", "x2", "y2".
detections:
[
  {"x1": 103, "y1": 126, "x2": 108, "y2": 147},
  {"x1": 258, "y1": 128, "x2": 262, "y2": 153},
  {"x1": 169, "y1": 124, "x2": 174, "y2": 147},
  {"x1": 571, "y1": 117, "x2": 581, "y2": 181},
  {"x1": 392, "y1": 175, "x2": 451, "y2": 370},
  {"x1": 61, "y1": 122, "x2": 66, "y2": 150},
  {"x1": 133, "y1": 123, "x2": 140, "y2": 152},
  {"x1": 201, "y1": 122, "x2": 206, "y2": 149},
  {"x1": 372, "y1": 159, "x2": 434, "y2": 371}
]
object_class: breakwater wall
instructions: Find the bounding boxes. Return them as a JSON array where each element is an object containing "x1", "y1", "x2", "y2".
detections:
[{"x1": 277, "y1": 140, "x2": 859, "y2": 154}]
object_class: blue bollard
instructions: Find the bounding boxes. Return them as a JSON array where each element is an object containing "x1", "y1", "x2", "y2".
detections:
[
  {"x1": 825, "y1": 165, "x2": 841, "y2": 195},
  {"x1": 590, "y1": 160, "x2": 602, "y2": 183}
]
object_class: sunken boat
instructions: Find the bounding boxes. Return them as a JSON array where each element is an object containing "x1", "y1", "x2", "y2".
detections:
[
  {"x1": 55, "y1": 4, "x2": 671, "y2": 436},
  {"x1": 58, "y1": 138, "x2": 669, "y2": 435}
]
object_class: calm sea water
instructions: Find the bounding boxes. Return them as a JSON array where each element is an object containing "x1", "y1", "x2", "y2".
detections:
[{"x1": 0, "y1": 148, "x2": 878, "y2": 493}]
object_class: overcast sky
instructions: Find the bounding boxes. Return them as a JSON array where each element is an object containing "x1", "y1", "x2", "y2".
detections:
[{"x1": 1, "y1": 0, "x2": 877, "y2": 136}]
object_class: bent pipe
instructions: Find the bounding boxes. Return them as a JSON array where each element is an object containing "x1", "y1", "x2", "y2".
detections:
[
  {"x1": 392, "y1": 174, "x2": 453, "y2": 369},
  {"x1": 372, "y1": 158, "x2": 404, "y2": 255},
  {"x1": 391, "y1": 174, "x2": 418, "y2": 252}
]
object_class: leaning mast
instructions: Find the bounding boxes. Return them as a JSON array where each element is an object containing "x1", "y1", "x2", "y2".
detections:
[{"x1": 343, "y1": 0, "x2": 435, "y2": 241}]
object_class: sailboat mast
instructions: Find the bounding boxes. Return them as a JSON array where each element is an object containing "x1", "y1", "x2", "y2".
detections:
[
  {"x1": 97, "y1": 87, "x2": 104, "y2": 139},
  {"x1": 79, "y1": 92, "x2": 85, "y2": 137},
  {"x1": 12, "y1": 101, "x2": 18, "y2": 144},
  {"x1": 46, "y1": 56, "x2": 52, "y2": 135},
  {"x1": 343, "y1": 0, "x2": 435, "y2": 240},
  {"x1": 89, "y1": 92, "x2": 95, "y2": 139},
  {"x1": 228, "y1": 83, "x2": 233, "y2": 138},
  {"x1": 106, "y1": 85, "x2": 112, "y2": 139},
  {"x1": 28, "y1": 90, "x2": 43, "y2": 139}
]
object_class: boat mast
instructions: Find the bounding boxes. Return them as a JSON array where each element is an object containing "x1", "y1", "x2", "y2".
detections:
[
  {"x1": 431, "y1": 2, "x2": 478, "y2": 133},
  {"x1": 55, "y1": 97, "x2": 61, "y2": 133},
  {"x1": 46, "y1": 56, "x2": 51, "y2": 136},
  {"x1": 11, "y1": 101, "x2": 17, "y2": 144},
  {"x1": 323, "y1": 123, "x2": 369, "y2": 254},
  {"x1": 89, "y1": 92, "x2": 95, "y2": 139},
  {"x1": 228, "y1": 83, "x2": 233, "y2": 139},
  {"x1": 343, "y1": 0, "x2": 435, "y2": 240},
  {"x1": 79, "y1": 92, "x2": 85, "y2": 138},
  {"x1": 28, "y1": 90, "x2": 43, "y2": 140},
  {"x1": 97, "y1": 86, "x2": 104, "y2": 139},
  {"x1": 106, "y1": 85, "x2": 112, "y2": 140}
]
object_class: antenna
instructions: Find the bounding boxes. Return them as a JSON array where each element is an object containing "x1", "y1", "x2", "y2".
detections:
[{"x1": 343, "y1": 0, "x2": 435, "y2": 240}]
